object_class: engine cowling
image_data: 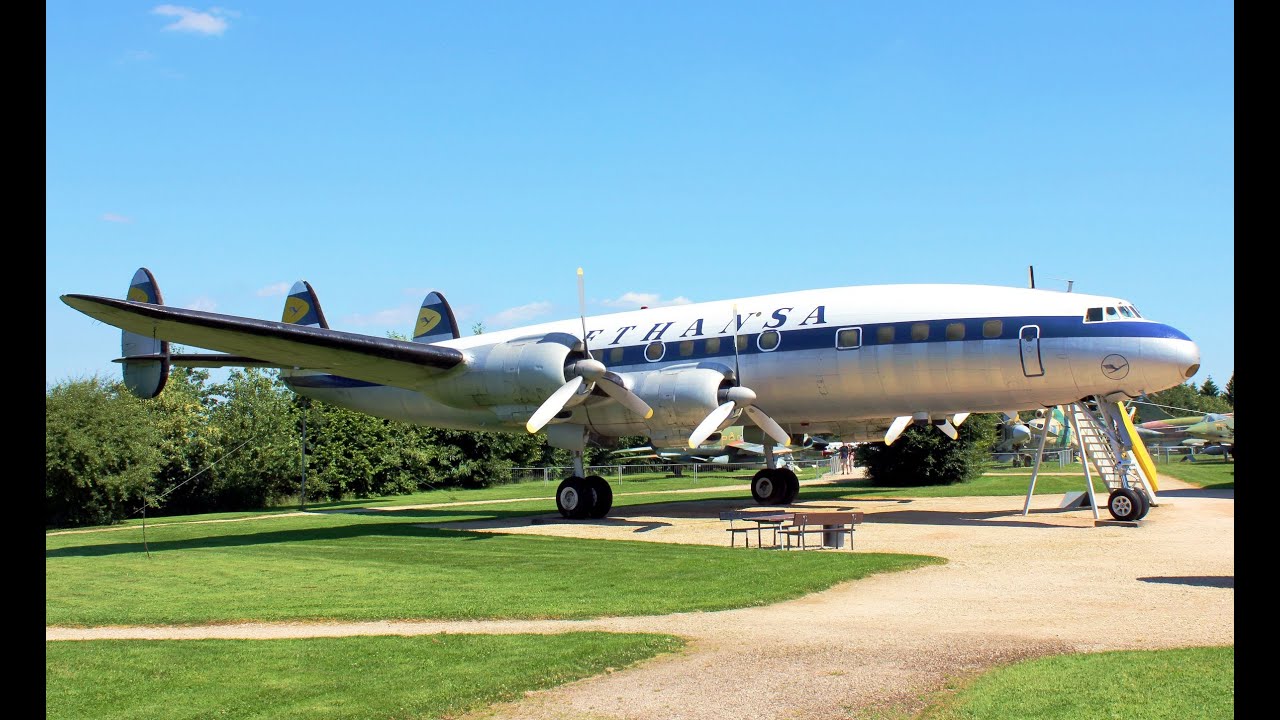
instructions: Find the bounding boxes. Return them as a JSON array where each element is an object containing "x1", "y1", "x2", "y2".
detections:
[
  {"x1": 425, "y1": 333, "x2": 577, "y2": 413},
  {"x1": 585, "y1": 364, "x2": 732, "y2": 447}
]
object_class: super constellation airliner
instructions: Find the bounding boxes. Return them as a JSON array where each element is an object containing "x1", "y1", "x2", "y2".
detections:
[{"x1": 61, "y1": 268, "x2": 1199, "y2": 519}]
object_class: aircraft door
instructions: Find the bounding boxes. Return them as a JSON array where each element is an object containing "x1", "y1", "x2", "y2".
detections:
[{"x1": 1019, "y1": 325, "x2": 1044, "y2": 377}]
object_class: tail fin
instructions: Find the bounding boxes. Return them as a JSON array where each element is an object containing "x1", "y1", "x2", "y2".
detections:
[
  {"x1": 413, "y1": 291, "x2": 460, "y2": 343},
  {"x1": 281, "y1": 281, "x2": 330, "y2": 328},
  {"x1": 120, "y1": 268, "x2": 170, "y2": 398}
]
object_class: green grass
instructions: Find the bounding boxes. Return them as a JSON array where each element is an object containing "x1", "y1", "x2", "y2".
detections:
[
  {"x1": 914, "y1": 646, "x2": 1234, "y2": 720},
  {"x1": 46, "y1": 633, "x2": 684, "y2": 720},
  {"x1": 46, "y1": 510, "x2": 942, "y2": 626},
  {"x1": 1154, "y1": 459, "x2": 1235, "y2": 490}
]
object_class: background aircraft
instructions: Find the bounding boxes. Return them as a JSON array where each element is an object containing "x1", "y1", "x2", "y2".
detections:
[
  {"x1": 991, "y1": 408, "x2": 1068, "y2": 466},
  {"x1": 611, "y1": 426, "x2": 799, "y2": 469}
]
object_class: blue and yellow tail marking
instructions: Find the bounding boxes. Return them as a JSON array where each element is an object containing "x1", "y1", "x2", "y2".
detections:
[
  {"x1": 413, "y1": 291, "x2": 459, "y2": 343},
  {"x1": 281, "y1": 281, "x2": 329, "y2": 328},
  {"x1": 127, "y1": 268, "x2": 162, "y2": 304}
]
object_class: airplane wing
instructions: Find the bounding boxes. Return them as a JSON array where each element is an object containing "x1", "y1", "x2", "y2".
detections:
[
  {"x1": 115, "y1": 353, "x2": 284, "y2": 369},
  {"x1": 63, "y1": 294, "x2": 464, "y2": 390},
  {"x1": 724, "y1": 441, "x2": 793, "y2": 457}
]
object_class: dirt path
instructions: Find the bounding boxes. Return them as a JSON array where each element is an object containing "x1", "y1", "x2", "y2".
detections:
[{"x1": 47, "y1": 474, "x2": 1233, "y2": 719}]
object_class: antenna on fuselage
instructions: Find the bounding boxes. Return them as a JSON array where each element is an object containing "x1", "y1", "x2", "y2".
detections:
[{"x1": 1028, "y1": 265, "x2": 1036, "y2": 289}]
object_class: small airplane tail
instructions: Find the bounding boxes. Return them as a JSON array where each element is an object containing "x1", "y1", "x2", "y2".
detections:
[
  {"x1": 120, "y1": 268, "x2": 170, "y2": 398},
  {"x1": 281, "y1": 281, "x2": 330, "y2": 328},
  {"x1": 413, "y1": 291, "x2": 460, "y2": 343}
]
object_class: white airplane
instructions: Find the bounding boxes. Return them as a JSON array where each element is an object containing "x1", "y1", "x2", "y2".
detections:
[{"x1": 61, "y1": 268, "x2": 1199, "y2": 519}]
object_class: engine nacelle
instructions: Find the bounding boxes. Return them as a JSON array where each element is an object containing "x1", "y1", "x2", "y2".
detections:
[
  {"x1": 586, "y1": 363, "x2": 731, "y2": 446},
  {"x1": 426, "y1": 333, "x2": 576, "y2": 410}
]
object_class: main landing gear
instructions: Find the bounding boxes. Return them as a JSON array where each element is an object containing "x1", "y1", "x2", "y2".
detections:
[
  {"x1": 751, "y1": 467, "x2": 799, "y2": 506},
  {"x1": 555, "y1": 475, "x2": 614, "y2": 519}
]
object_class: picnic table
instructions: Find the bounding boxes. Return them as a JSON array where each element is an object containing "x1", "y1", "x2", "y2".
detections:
[{"x1": 720, "y1": 510, "x2": 863, "y2": 550}]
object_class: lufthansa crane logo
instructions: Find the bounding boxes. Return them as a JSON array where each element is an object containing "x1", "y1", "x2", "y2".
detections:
[
  {"x1": 415, "y1": 308, "x2": 442, "y2": 337},
  {"x1": 1101, "y1": 354, "x2": 1130, "y2": 380}
]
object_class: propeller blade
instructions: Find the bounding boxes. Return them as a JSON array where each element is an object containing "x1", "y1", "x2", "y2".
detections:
[
  {"x1": 525, "y1": 376, "x2": 585, "y2": 433},
  {"x1": 884, "y1": 416, "x2": 912, "y2": 445},
  {"x1": 576, "y1": 268, "x2": 590, "y2": 353},
  {"x1": 690, "y1": 401, "x2": 736, "y2": 448},
  {"x1": 743, "y1": 405, "x2": 790, "y2": 446},
  {"x1": 730, "y1": 302, "x2": 741, "y2": 382},
  {"x1": 597, "y1": 374, "x2": 654, "y2": 419},
  {"x1": 952, "y1": 412, "x2": 971, "y2": 427},
  {"x1": 937, "y1": 419, "x2": 959, "y2": 440}
]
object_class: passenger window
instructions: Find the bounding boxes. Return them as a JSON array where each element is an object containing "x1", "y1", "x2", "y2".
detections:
[
  {"x1": 1106, "y1": 307, "x2": 1118, "y2": 318},
  {"x1": 1086, "y1": 308, "x2": 1103, "y2": 322},
  {"x1": 609, "y1": 347, "x2": 624, "y2": 364},
  {"x1": 946, "y1": 322, "x2": 965, "y2": 341},
  {"x1": 736, "y1": 335, "x2": 748, "y2": 352},
  {"x1": 836, "y1": 327, "x2": 861, "y2": 350},
  {"x1": 758, "y1": 330, "x2": 781, "y2": 351},
  {"x1": 1118, "y1": 306, "x2": 1134, "y2": 318},
  {"x1": 679, "y1": 340, "x2": 695, "y2": 357},
  {"x1": 983, "y1": 319, "x2": 1003, "y2": 338},
  {"x1": 911, "y1": 323, "x2": 929, "y2": 341},
  {"x1": 877, "y1": 325, "x2": 895, "y2": 344},
  {"x1": 644, "y1": 341, "x2": 665, "y2": 362},
  {"x1": 705, "y1": 337, "x2": 721, "y2": 354}
]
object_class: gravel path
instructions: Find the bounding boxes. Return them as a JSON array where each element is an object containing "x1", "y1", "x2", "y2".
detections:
[{"x1": 47, "y1": 473, "x2": 1234, "y2": 719}]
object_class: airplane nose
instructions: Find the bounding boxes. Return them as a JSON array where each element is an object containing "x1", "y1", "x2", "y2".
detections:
[
  {"x1": 1010, "y1": 424, "x2": 1031, "y2": 442},
  {"x1": 1141, "y1": 325, "x2": 1200, "y2": 391}
]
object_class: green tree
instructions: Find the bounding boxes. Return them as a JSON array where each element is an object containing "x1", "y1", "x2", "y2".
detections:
[
  {"x1": 1223, "y1": 372, "x2": 1234, "y2": 407},
  {"x1": 45, "y1": 378, "x2": 162, "y2": 527},
  {"x1": 1136, "y1": 382, "x2": 1233, "y2": 421},
  {"x1": 145, "y1": 365, "x2": 221, "y2": 516},
  {"x1": 205, "y1": 368, "x2": 302, "y2": 509},
  {"x1": 1200, "y1": 376, "x2": 1220, "y2": 398},
  {"x1": 855, "y1": 413, "x2": 999, "y2": 486}
]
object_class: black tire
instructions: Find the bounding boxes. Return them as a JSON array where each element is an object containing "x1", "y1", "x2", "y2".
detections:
[
  {"x1": 556, "y1": 476, "x2": 590, "y2": 519},
  {"x1": 750, "y1": 469, "x2": 776, "y2": 505},
  {"x1": 585, "y1": 475, "x2": 613, "y2": 518},
  {"x1": 777, "y1": 468, "x2": 800, "y2": 505},
  {"x1": 1131, "y1": 488, "x2": 1151, "y2": 520},
  {"x1": 1107, "y1": 488, "x2": 1141, "y2": 521}
]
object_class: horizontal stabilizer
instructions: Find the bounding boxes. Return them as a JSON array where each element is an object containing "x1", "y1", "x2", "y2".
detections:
[
  {"x1": 413, "y1": 291, "x2": 460, "y2": 343},
  {"x1": 63, "y1": 294, "x2": 466, "y2": 390}
]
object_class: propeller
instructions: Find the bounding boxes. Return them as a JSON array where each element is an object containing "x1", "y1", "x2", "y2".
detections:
[
  {"x1": 688, "y1": 303, "x2": 790, "y2": 449},
  {"x1": 525, "y1": 269, "x2": 654, "y2": 434},
  {"x1": 885, "y1": 412, "x2": 970, "y2": 444}
]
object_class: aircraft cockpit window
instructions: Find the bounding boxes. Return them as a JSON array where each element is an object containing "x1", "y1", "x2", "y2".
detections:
[
  {"x1": 609, "y1": 347, "x2": 624, "y2": 364},
  {"x1": 911, "y1": 323, "x2": 930, "y2": 341},
  {"x1": 1130, "y1": 306, "x2": 1143, "y2": 318},
  {"x1": 836, "y1": 327, "x2": 861, "y2": 350},
  {"x1": 1106, "y1": 306, "x2": 1118, "y2": 318},
  {"x1": 644, "y1": 341, "x2": 665, "y2": 362},
  {"x1": 759, "y1": 329, "x2": 781, "y2": 351},
  {"x1": 983, "y1": 319, "x2": 1003, "y2": 338},
  {"x1": 1118, "y1": 306, "x2": 1135, "y2": 318},
  {"x1": 946, "y1": 322, "x2": 965, "y2": 341},
  {"x1": 1086, "y1": 307, "x2": 1103, "y2": 322},
  {"x1": 678, "y1": 340, "x2": 695, "y2": 357}
]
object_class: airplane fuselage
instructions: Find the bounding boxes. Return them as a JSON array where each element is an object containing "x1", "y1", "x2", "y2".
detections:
[{"x1": 280, "y1": 284, "x2": 1199, "y2": 447}]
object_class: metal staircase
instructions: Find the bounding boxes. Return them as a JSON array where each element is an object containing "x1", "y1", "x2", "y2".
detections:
[{"x1": 1065, "y1": 399, "x2": 1159, "y2": 513}]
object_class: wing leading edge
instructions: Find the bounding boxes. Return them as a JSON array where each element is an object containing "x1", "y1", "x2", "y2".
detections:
[{"x1": 63, "y1": 294, "x2": 465, "y2": 390}]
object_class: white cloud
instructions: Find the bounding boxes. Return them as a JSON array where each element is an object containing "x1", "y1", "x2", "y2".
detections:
[
  {"x1": 101, "y1": 213, "x2": 132, "y2": 223},
  {"x1": 185, "y1": 296, "x2": 217, "y2": 312},
  {"x1": 487, "y1": 301, "x2": 553, "y2": 327},
  {"x1": 152, "y1": 5, "x2": 234, "y2": 35},
  {"x1": 255, "y1": 282, "x2": 291, "y2": 297},
  {"x1": 343, "y1": 304, "x2": 419, "y2": 329},
  {"x1": 598, "y1": 291, "x2": 692, "y2": 309}
]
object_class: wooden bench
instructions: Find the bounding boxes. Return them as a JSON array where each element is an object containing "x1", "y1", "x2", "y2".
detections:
[
  {"x1": 779, "y1": 512, "x2": 863, "y2": 550},
  {"x1": 719, "y1": 511, "x2": 793, "y2": 548}
]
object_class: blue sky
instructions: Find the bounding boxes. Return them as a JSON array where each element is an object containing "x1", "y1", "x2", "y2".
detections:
[{"x1": 47, "y1": 2, "x2": 1234, "y2": 390}]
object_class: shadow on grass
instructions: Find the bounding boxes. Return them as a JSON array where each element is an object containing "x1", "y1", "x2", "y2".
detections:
[{"x1": 1138, "y1": 575, "x2": 1234, "y2": 588}]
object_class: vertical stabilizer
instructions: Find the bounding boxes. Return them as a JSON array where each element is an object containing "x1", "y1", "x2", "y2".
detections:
[
  {"x1": 121, "y1": 267, "x2": 170, "y2": 398},
  {"x1": 413, "y1": 291, "x2": 460, "y2": 343},
  {"x1": 281, "y1": 281, "x2": 330, "y2": 328}
]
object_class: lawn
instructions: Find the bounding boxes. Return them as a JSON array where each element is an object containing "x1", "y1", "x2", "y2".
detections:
[
  {"x1": 1155, "y1": 459, "x2": 1234, "y2": 490},
  {"x1": 46, "y1": 633, "x2": 684, "y2": 720},
  {"x1": 46, "y1": 510, "x2": 942, "y2": 626},
  {"x1": 914, "y1": 646, "x2": 1234, "y2": 719}
]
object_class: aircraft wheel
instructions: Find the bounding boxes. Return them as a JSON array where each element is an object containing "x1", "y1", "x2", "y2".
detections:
[
  {"x1": 1131, "y1": 488, "x2": 1151, "y2": 520},
  {"x1": 750, "y1": 470, "x2": 777, "y2": 505},
  {"x1": 777, "y1": 468, "x2": 800, "y2": 505},
  {"x1": 584, "y1": 475, "x2": 613, "y2": 519},
  {"x1": 1107, "y1": 488, "x2": 1142, "y2": 522},
  {"x1": 556, "y1": 476, "x2": 591, "y2": 519}
]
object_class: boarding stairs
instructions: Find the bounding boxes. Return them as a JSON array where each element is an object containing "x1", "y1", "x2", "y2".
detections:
[{"x1": 1064, "y1": 400, "x2": 1160, "y2": 507}]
